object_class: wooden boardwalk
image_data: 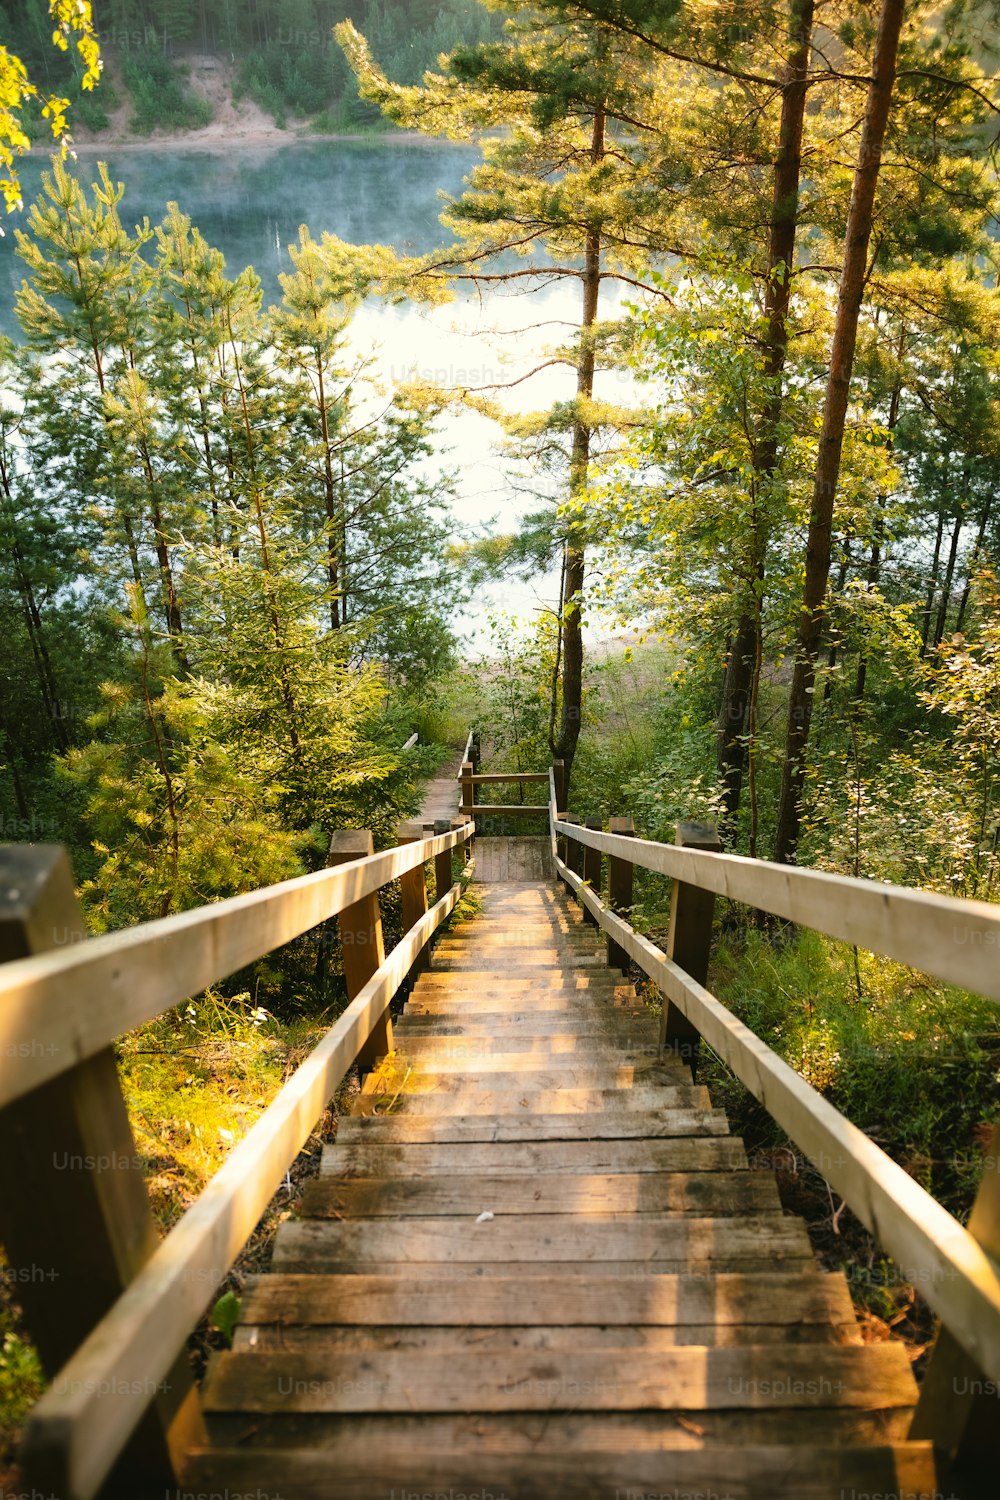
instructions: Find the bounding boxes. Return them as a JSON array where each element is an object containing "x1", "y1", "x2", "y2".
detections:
[
  {"x1": 188, "y1": 874, "x2": 938, "y2": 1498},
  {"x1": 416, "y1": 749, "x2": 465, "y2": 825}
]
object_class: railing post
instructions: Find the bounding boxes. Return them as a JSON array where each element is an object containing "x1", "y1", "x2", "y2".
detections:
[
  {"x1": 563, "y1": 814, "x2": 583, "y2": 877},
  {"x1": 470, "y1": 729, "x2": 482, "y2": 774},
  {"x1": 583, "y1": 817, "x2": 603, "y2": 926},
  {"x1": 397, "y1": 821, "x2": 429, "y2": 974},
  {"x1": 0, "y1": 846, "x2": 206, "y2": 1495},
  {"x1": 433, "y1": 819, "x2": 455, "y2": 905},
  {"x1": 660, "y1": 820, "x2": 722, "y2": 1078},
  {"x1": 553, "y1": 759, "x2": 566, "y2": 815},
  {"x1": 909, "y1": 1117, "x2": 1000, "y2": 1482},
  {"x1": 460, "y1": 760, "x2": 475, "y2": 823},
  {"x1": 328, "y1": 830, "x2": 389, "y2": 1073},
  {"x1": 607, "y1": 815, "x2": 636, "y2": 972}
]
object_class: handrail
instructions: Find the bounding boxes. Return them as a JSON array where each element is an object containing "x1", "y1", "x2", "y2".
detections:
[
  {"x1": 465, "y1": 772, "x2": 549, "y2": 785},
  {"x1": 22, "y1": 872, "x2": 470, "y2": 1500},
  {"x1": 552, "y1": 817, "x2": 1000, "y2": 1004},
  {"x1": 0, "y1": 824, "x2": 471, "y2": 1109},
  {"x1": 548, "y1": 783, "x2": 1000, "y2": 1420}
]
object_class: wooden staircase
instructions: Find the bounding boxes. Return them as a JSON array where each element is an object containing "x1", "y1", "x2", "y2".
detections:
[{"x1": 188, "y1": 877, "x2": 940, "y2": 1499}]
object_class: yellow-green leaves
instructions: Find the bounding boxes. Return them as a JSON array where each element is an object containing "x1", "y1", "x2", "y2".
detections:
[{"x1": 0, "y1": 1, "x2": 102, "y2": 219}]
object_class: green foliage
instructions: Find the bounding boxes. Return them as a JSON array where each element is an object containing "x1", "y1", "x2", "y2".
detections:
[
  {"x1": 210, "y1": 1290, "x2": 242, "y2": 1345},
  {"x1": 3, "y1": 161, "x2": 463, "y2": 930},
  {"x1": 709, "y1": 928, "x2": 999, "y2": 1214},
  {"x1": 120, "y1": 48, "x2": 212, "y2": 134}
]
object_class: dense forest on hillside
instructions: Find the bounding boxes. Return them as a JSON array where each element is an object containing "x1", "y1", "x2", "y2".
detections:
[
  {"x1": 3, "y1": 0, "x2": 1000, "y2": 1470},
  {"x1": 0, "y1": 0, "x2": 504, "y2": 132}
]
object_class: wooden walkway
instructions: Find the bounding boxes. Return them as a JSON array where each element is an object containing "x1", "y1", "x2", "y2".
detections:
[
  {"x1": 416, "y1": 748, "x2": 465, "y2": 825},
  {"x1": 188, "y1": 873, "x2": 938, "y2": 1498}
]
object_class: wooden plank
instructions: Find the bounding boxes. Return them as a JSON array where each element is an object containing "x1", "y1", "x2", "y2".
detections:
[
  {"x1": 560, "y1": 860, "x2": 1000, "y2": 1389},
  {"x1": 302, "y1": 1170, "x2": 780, "y2": 1217},
  {"x1": 271, "y1": 1213, "x2": 813, "y2": 1270},
  {"x1": 386, "y1": 1032, "x2": 652, "y2": 1056},
  {"x1": 179, "y1": 1442, "x2": 942, "y2": 1500},
  {"x1": 0, "y1": 823, "x2": 472, "y2": 1108},
  {"x1": 330, "y1": 1120, "x2": 739, "y2": 1153},
  {"x1": 238, "y1": 1269, "x2": 857, "y2": 1329},
  {"x1": 232, "y1": 1321, "x2": 864, "y2": 1352},
  {"x1": 375, "y1": 1061, "x2": 643, "y2": 1086},
  {"x1": 397, "y1": 1011, "x2": 655, "y2": 1034},
  {"x1": 555, "y1": 816, "x2": 1000, "y2": 1001},
  {"x1": 351, "y1": 1086, "x2": 711, "y2": 1117},
  {"x1": 662, "y1": 820, "x2": 722, "y2": 1076},
  {"x1": 201, "y1": 1344, "x2": 914, "y2": 1414},
  {"x1": 196, "y1": 1407, "x2": 920, "y2": 1455},
  {"x1": 467, "y1": 772, "x2": 550, "y2": 784},
  {"x1": 19, "y1": 885, "x2": 464, "y2": 1500},
  {"x1": 328, "y1": 830, "x2": 389, "y2": 1072},
  {"x1": 468, "y1": 803, "x2": 549, "y2": 817}
]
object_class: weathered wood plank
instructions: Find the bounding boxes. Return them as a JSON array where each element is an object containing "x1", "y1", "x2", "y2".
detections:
[
  {"x1": 302, "y1": 1170, "x2": 780, "y2": 1217},
  {"x1": 181, "y1": 1442, "x2": 941, "y2": 1500},
  {"x1": 397, "y1": 1011, "x2": 655, "y2": 1034},
  {"x1": 387, "y1": 1032, "x2": 654, "y2": 1057},
  {"x1": 231, "y1": 1321, "x2": 863, "y2": 1352},
  {"x1": 198, "y1": 1407, "x2": 920, "y2": 1455},
  {"x1": 271, "y1": 1213, "x2": 813, "y2": 1271},
  {"x1": 352, "y1": 1085, "x2": 712, "y2": 1117},
  {"x1": 329, "y1": 1120, "x2": 739, "y2": 1154},
  {"x1": 202, "y1": 1344, "x2": 915, "y2": 1413},
  {"x1": 373, "y1": 1062, "x2": 642, "y2": 1087},
  {"x1": 237, "y1": 1269, "x2": 856, "y2": 1329}
]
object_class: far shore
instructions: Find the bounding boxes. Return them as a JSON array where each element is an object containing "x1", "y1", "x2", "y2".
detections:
[{"x1": 68, "y1": 126, "x2": 463, "y2": 154}]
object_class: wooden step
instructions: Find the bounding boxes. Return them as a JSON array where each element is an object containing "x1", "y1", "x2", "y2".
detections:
[
  {"x1": 301, "y1": 1169, "x2": 781, "y2": 1217},
  {"x1": 329, "y1": 1118, "x2": 739, "y2": 1153},
  {"x1": 413, "y1": 972, "x2": 625, "y2": 989},
  {"x1": 184, "y1": 1440, "x2": 940, "y2": 1500},
  {"x1": 202, "y1": 1342, "x2": 914, "y2": 1414},
  {"x1": 403, "y1": 995, "x2": 642, "y2": 1017},
  {"x1": 231, "y1": 1320, "x2": 862, "y2": 1352},
  {"x1": 198, "y1": 1406, "x2": 919, "y2": 1456},
  {"x1": 236, "y1": 1269, "x2": 857, "y2": 1330},
  {"x1": 396, "y1": 1010, "x2": 653, "y2": 1033},
  {"x1": 386, "y1": 1032, "x2": 655, "y2": 1058},
  {"x1": 353, "y1": 1084, "x2": 710, "y2": 1118},
  {"x1": 270, "y1": 1212, "x2": 814, "y2": 1273},
  {"x1": 370, "y1": 1062, "x2": 647, "y2": 1089}
]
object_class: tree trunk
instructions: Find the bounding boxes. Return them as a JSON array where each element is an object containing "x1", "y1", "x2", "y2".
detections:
[
  {"x1": 773, "y1": 0, "x2": 906, "y2": 866},
  {"x1": 716, "y1": 0, "x2": 815, "y2": 823},
  {"x1": 551, "y1": 103, "x2": 605, "y2": 795},
  {"x1": 921, "y1": 503, "x2": 947, "y2": 654},
  {"x1": 933, "y1": 495, "x2": 966, "y2": 650}
]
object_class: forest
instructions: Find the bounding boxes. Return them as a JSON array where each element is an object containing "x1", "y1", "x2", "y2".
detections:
[
  {"x1": 2, "y1": 0, "x2": 1000, "y2": 1478},
  {"x1": 0, "y1": 0, "x2": 505, "y2": 131}
]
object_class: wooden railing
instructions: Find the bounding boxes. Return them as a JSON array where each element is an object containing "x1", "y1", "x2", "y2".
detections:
[
  {"x1": 547, "y1": 765, "x2": 1000, "y2": 1482},
  {"x1": 0, "y1": 816, "x2": 474, "y2": 1500},
  {"x1": 458, "y1": 733, "x2": 552, "y2": 821}
]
